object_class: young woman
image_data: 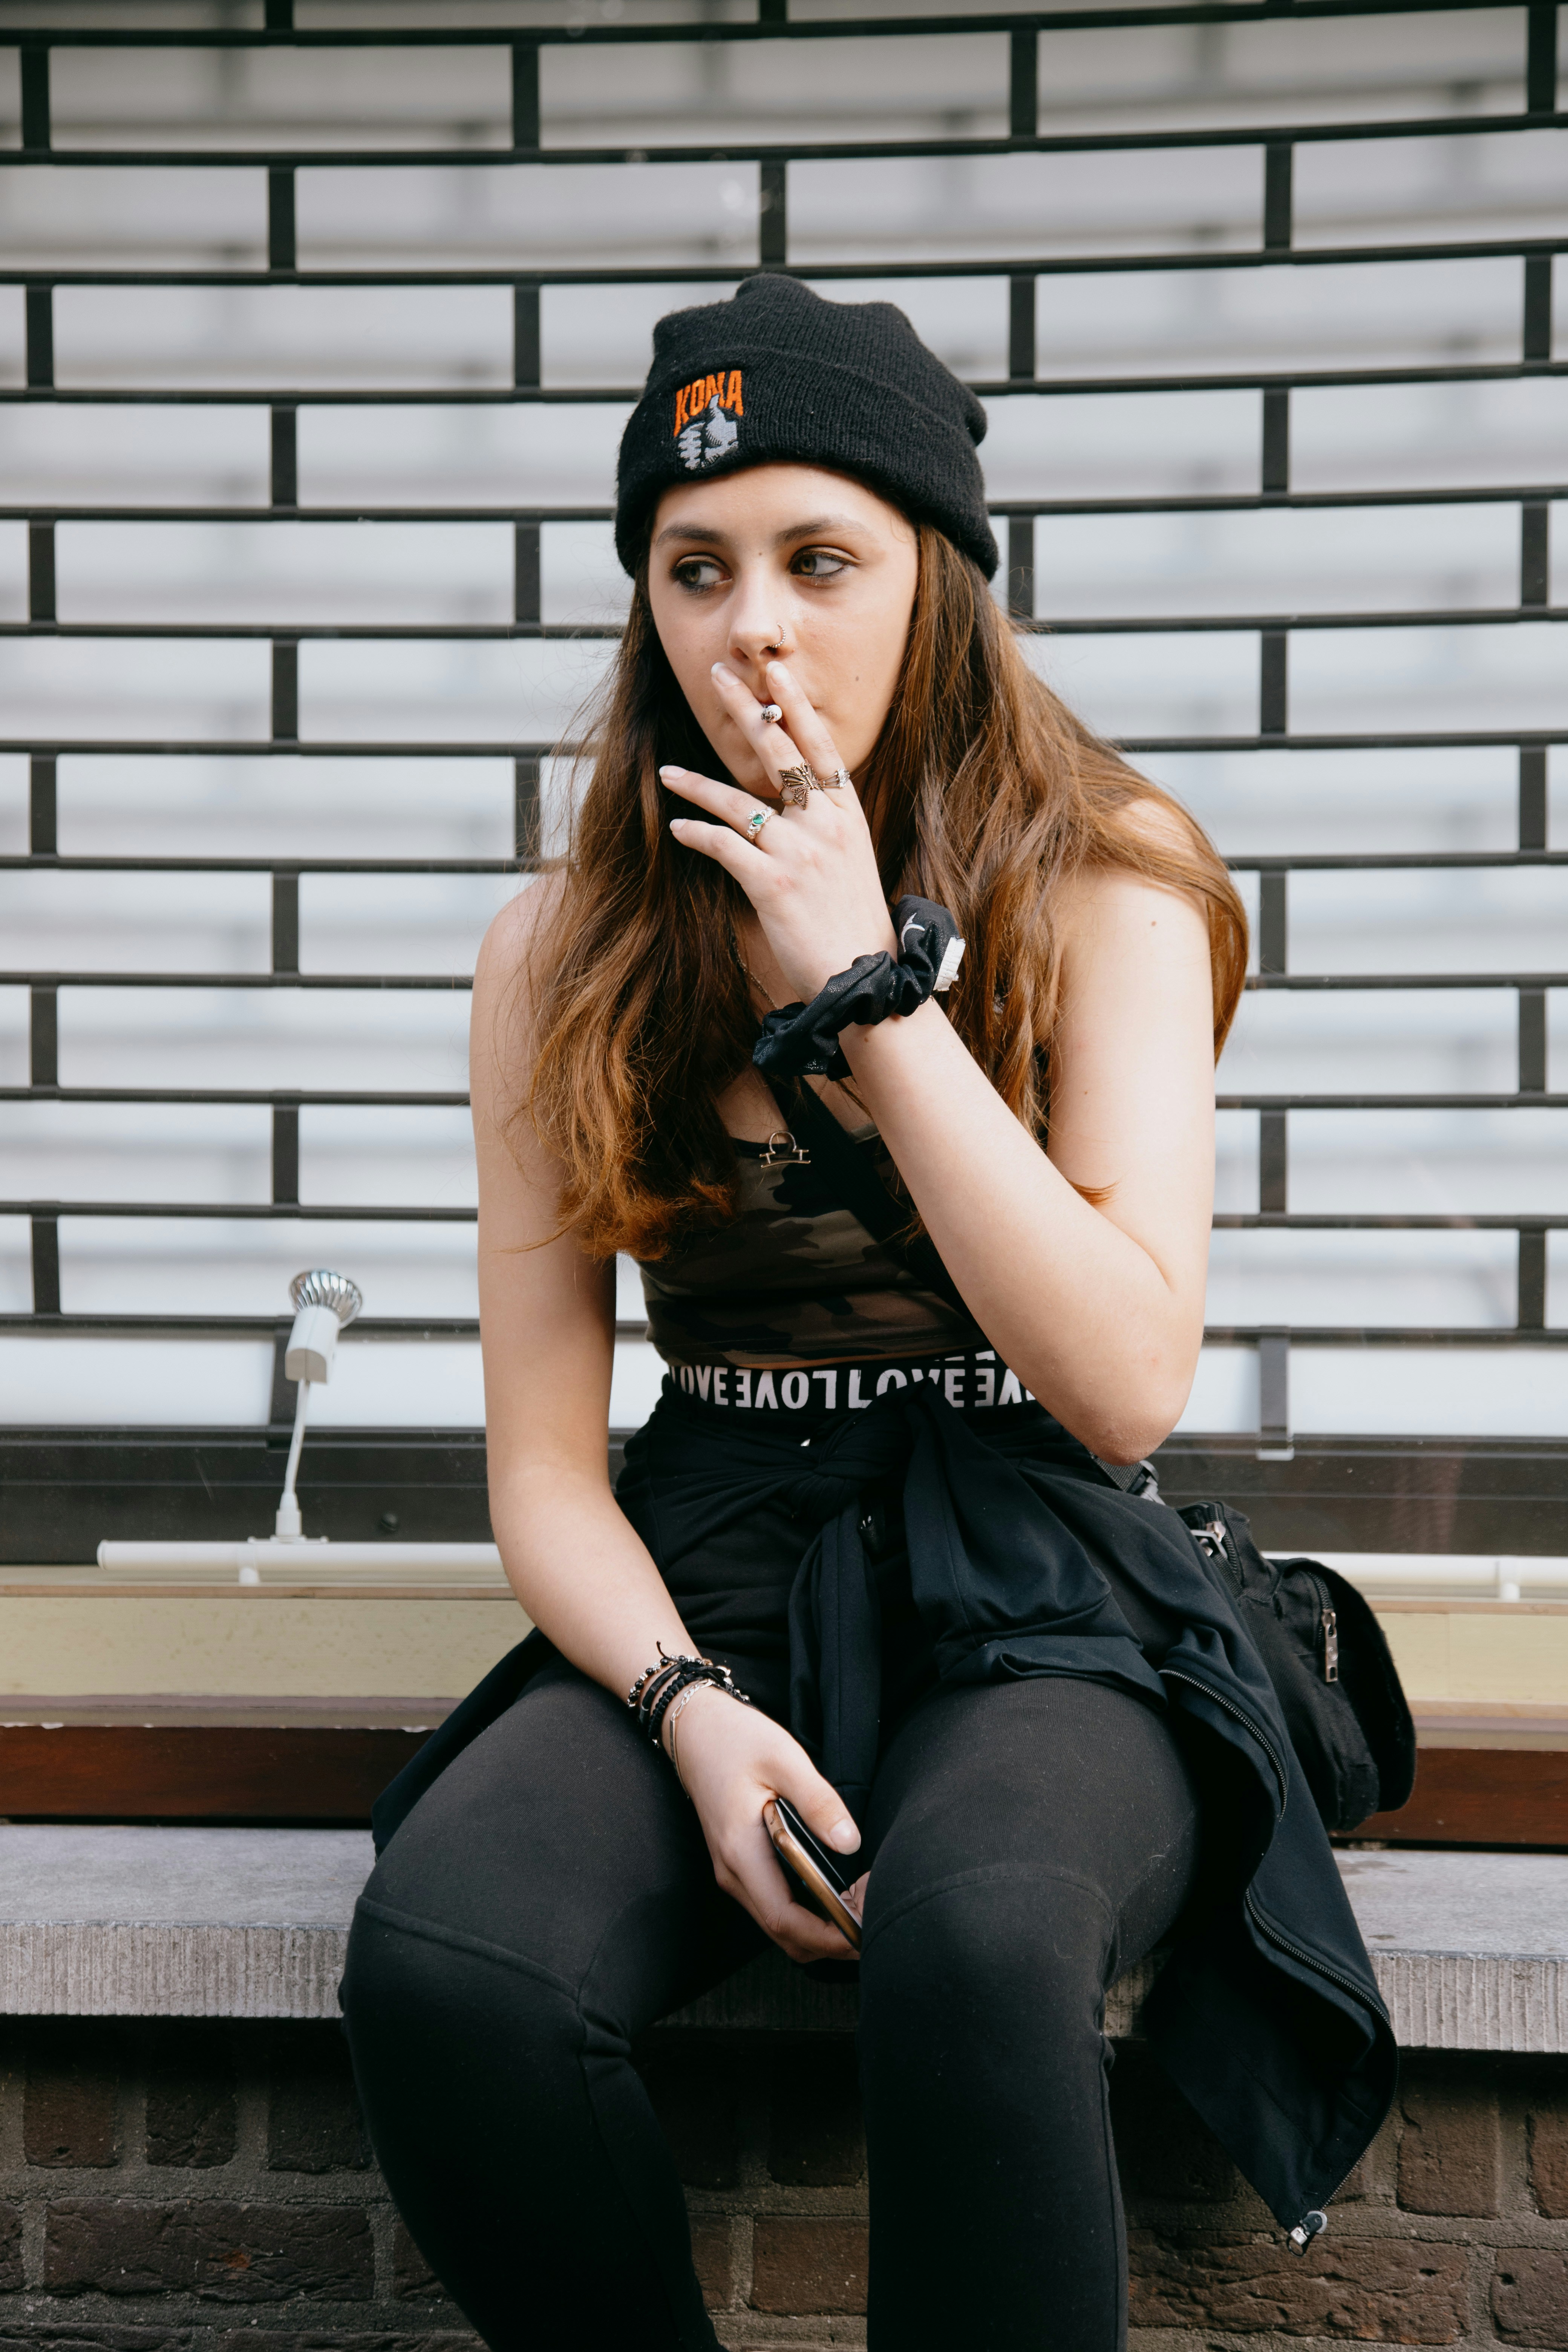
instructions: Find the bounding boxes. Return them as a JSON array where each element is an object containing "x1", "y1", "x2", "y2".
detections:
[{"x1": 342, "y1": 276, "x2": 1393, "y2": 2352}]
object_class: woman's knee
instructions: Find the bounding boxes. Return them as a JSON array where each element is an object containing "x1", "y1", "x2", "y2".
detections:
[
  {"x1": 861, "y1": 1865, "x2": 1114, "y2": 2049},
  {"x1": 342, "y1": 1901, "x2": 583, "y2": 2122}
]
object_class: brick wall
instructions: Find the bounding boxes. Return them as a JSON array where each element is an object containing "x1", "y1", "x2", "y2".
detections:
[
  {"x1": 0, "y1": 2021, "x2": 1562, "y2": 2351},
  {"x1": 0, "y1": 2018, "x2": 472, "y2": 2352}
]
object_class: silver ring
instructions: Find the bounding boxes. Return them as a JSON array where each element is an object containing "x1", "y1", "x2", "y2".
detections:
[
  {"x1": 817, "y1": 766, "x2": 850, "y2": 791},
  {"x1": 760, "y1": 702, "x2": 783, "y2": 725},
  {"x1": 744, "y1": 807, "x2": 773, "y2": 841},
  {"x1": 778, "y1": 763, "x2": 816, "y2": 808}
]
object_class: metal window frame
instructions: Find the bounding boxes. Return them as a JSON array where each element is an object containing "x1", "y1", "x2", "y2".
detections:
[{"x1": 1, "y1": 0, "x2": 1564, "y2": 1530}]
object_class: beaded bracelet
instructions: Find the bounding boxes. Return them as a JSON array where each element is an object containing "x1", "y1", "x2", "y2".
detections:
[{"x1": 628, "y1": 1643, "x2": 752, "y2": 1752}]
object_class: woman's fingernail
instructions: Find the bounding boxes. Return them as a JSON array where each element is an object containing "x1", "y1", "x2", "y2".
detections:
[
  {"x1": 711, "y1": 662, "x2": 730, "y2": 679},
  {"x1": 827, "y1": 1819, "x2": 861, "y2": 1854},
  {"x1": 659, "y1": 764, "x2": 684, "y2": 778},
  {"x1": 767, "y1": 661, "x2": 787, "y2": 680}
]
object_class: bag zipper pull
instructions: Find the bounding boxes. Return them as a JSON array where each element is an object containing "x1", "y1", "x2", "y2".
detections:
[
  {"x1": 1321, "y1": 1606, "x2": 1339, "y2": 1684},
  {"x1": 1192, "y1": 1513, "x2": 1229, "y2": 1562},
  {"x1": 1289, "y1": 2210, "x2": 1328, "y2": 2253}
]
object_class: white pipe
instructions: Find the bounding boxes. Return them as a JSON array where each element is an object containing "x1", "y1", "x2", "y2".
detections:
[
  {"x1": 1283, "y1": 1553, "x2": 1568, "y2": 1598},
  {"x1": 273, "y1": 1380, "x2": 310, "y2": 1541},
  {"x1": 97, "y1": 1539, "x2": 505, "y2": 1581},
  {"x1": 88, "y1": 1540, "x2": 1568, "y2": 1596}
]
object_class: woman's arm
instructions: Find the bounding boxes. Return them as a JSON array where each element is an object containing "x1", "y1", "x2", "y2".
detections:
[
  {"x1": 662, "y1": 666, "x2": 1216, "y2": 1463},
  {"x1": 838, "y1": 858, "x2": 1215, "y2": 1464},
  {"x1": 471, "y1": 887, "x2": 861, "y2": 1958}
]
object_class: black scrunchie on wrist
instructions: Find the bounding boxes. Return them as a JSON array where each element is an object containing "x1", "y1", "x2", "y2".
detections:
[{"x1": 752, "y1": 896, "x2": 965, "y2": 1081}]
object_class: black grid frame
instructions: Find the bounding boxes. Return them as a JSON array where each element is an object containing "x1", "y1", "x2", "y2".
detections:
[{"x1": 0, "y1": 0, "x2": 1564, "y2": 1548}]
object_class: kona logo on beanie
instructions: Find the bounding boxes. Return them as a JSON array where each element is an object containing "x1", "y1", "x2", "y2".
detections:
[{"x1": 673, "y1": 371, "x2": 744, "y2": 469}]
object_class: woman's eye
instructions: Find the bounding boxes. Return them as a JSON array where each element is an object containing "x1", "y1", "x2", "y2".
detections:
[
  {"x1": 673, "y1": 558, "x2": 725, "y2": 591},
  {"x1": 792, "y1": 549, "x2": 850, "y2": 580}
]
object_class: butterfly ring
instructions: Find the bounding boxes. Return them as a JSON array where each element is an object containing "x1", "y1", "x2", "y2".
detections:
[{"x1": 778, "y1": 763, "x2": 818, "y2": 808}]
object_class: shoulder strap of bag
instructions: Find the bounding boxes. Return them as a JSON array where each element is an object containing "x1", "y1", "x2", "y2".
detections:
[{"x1": 774, "y1": 1078, "x2": 1152, "y2": 1496}]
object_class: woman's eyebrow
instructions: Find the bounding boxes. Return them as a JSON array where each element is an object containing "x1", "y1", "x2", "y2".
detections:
[
  {"x1": 652, "y1": 514, "x2": 867, "y2": 551},
  {"x1": 652, "y1": 522, "x2": 729, "y2": 550},
  {"x1": 772, "y1": 515, "x2": 862, "y2": 545}
]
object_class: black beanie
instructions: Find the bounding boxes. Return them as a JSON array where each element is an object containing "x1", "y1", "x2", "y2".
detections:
[{"x1": 614, "y1": 275, "x2": 998, "y2": 580}]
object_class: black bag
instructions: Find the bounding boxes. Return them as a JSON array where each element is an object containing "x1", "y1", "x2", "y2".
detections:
[
  {"x1": 776, "y1": 1078, "x2": 1417, "y2": 1839},
  {"x1": 1175, "y1": 1501, "x2": 1416, "y2": 1836}
]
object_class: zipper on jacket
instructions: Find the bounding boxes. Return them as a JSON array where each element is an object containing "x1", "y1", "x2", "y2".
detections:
[
  {"x1": 1161, "y1": 1665, "x2": 1288, "y2": 1817},
  {"x1": 1244, "y1": 1894, "x2": 1386, "y2": 2253},
  {"x1": 1244, "y1": 1890, "x2": 1382, "y2": 2011},
  {"x1": 1320, "y1": 1605, "x2": 1340, "y2": 1684}
]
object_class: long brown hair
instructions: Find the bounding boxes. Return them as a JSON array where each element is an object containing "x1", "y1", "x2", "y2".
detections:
[{"x1": 522, "y1": 524, "x2": 1247, "y2": 1263}]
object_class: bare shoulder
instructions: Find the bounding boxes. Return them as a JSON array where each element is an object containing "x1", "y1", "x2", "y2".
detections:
[
  {"x1": 471, "y1": 874, "x2": 570, "y2": 1134},
  {"x1": 1054, "y1": 797, "x2": 1211, "y2": 956},
  {"x1": 475, "y1": 871, "x2": 567, "y2": 997}
]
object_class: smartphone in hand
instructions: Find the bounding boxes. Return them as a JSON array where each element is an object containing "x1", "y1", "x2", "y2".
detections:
[{"x1": 763, "y1": 1795, "x2": 864, "y2": 1951}]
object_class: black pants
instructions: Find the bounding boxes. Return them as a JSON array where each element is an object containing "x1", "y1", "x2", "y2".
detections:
[{"x1": 341, "y1": 1649, "x2": 1200, "y2": 2352}]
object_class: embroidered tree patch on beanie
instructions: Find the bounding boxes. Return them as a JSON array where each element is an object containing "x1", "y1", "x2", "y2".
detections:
[{"x1": 615, "y1": 276, "x2": 998, "y2": 579}]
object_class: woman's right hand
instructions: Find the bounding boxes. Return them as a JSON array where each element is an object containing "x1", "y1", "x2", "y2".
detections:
[{"x1": 668, "y1": 1683, "x2": 864, "y2": 1964}]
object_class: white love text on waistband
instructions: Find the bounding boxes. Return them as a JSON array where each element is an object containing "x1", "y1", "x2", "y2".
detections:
[{"x1": 667, "y1": 1349, "x2": 1033, "y2": 1413}]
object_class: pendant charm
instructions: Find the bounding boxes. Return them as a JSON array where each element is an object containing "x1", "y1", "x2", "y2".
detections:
[{"x1": 761, "y1": 1129, "x2": 811, "y2": 1168}]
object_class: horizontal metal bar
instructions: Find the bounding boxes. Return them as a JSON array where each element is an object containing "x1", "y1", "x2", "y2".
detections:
[
  {"x1": 5, "y1": 606, "x2": 1565, "y2": 641},
  {"x1": 0, "y1": 363, "x2": 1562, "y2": 412},
  {"x1": 0, "y1": 740, "x2": 576, "y2": 758},
  {"x1": 0, "y1": 971, "x2": 474, "y2": 990},
  {"x1": 2, "y1": 858, "x2": 531, "y2": 875},
  {"x1": 2, "y1": 246, "x2": 1565, "y2": 299},
  {"x1": 4, "y1": 1202, "x2": 1564, "y2": 1233},
  {"x1": 3, "y1": 733, "x2": 1564, "y2": 761},
  {"x1": 2, "y1": 2, "x2": 1536, "y2": 49},
  {"x1": 0, "y1": 1089, "x2": 469, "y2": 1106},
  {"x1": 1218, "y1": 1095, "x2": 1568, "y2": 1110},
  {"x1": 0, "y1": 1312, "x2": 1559, "y2": 1350},
  {"x1": 253, "y1": 968, "x2": 1568, "y2": 998},
  {"x1": 1222, "y1": 1091, "x2": 1568, "y2": 1110},
  {"x1": 0, "y1": 1087, "x2": 1558, "y2": 1114},
  {"x1": 1233, "y1": 854, "x2": 1568, "y2": 873},
  {"x1": 6, "y1": 853, "x2": 1568, "y2": 881},
  {"x1": 14, "y1": 104, "x2": 1563, "y2": 168},
  {"x1": 0, "y1": 1313, "x2": 481, "y2": 1337},
  {"x1": 1199, "y1": 1327, "x2": 1568, "y2": 1345},
  {"x1": 0, "y1": 1199, "x2": 475, "y2": 1222},
  {"x1": 0, "y1": 622, "x2": 625, "y2": 640},
  {"x1": 7, "y1": 477, "x2": 1567, "y2": 524},
  {"x1": 12, "y1": 967, "x2": 1568, "y2": 995},
  {"x1": 1248, "y1": 972, "x2": 1568, "y2": 992},
  {"x1": 1213, "y1": 1213, "x2": 1568, "y2": 1229}
]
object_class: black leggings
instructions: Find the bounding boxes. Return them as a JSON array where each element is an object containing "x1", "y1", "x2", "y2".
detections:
[{"x1": 341, "y1": 1657, "x2": 1200, "y2": 2352}]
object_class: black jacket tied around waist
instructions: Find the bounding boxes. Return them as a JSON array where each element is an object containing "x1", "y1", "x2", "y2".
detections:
[{"x1": 371, "y1": 1381, "x2": 1396, "y2": 2239}]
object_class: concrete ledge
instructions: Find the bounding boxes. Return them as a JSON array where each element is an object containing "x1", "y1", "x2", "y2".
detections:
[
  {"x1": 0, "y1": 1826, "x2": 367, "y2": 2020},
  {"x1": 0, "y1": 1828, "x2": 1560, "y2": 2051}
]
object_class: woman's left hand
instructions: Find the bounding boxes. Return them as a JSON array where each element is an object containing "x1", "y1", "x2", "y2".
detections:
[{"x1": 662, "y1": 658, "x2": 897, "y2": 1002}]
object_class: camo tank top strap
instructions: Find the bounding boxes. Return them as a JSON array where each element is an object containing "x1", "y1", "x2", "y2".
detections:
[{"x1": 636, "y1": 1124, "x2": 988, "y2": 1372}]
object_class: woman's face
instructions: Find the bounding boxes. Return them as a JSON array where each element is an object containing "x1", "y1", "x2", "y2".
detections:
[{"x1": 645, "y1": 462, "x2": 920, "y2": 788}]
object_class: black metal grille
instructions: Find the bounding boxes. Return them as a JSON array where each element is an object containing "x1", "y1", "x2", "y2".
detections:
[{"x1": 1, "y1": 0, "x2": 1564, "y2": 1491}]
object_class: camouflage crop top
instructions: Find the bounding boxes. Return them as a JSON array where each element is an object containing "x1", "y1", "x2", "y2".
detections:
[{"x1": 637, "y1": 1124, "x2": 988, "y2": 1371}]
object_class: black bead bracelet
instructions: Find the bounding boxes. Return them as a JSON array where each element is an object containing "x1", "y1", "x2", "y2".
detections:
[{"x1": 628, "y1": 1644, "x2": 752, "y2": 1751}]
